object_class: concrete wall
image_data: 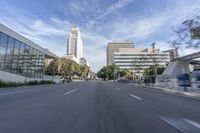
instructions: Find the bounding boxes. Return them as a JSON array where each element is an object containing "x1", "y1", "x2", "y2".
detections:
[
  {"x1": 163, "y1": 60, "x2": 190, "y2": 76},
  {"x1": 0, "y1": 70, "x2": 26, "y2": 82},
  {"x1": 0, "y1": 70, "x2": 60, "y2": 83}
]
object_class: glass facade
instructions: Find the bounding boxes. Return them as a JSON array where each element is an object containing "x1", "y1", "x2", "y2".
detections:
[{"x1": 0, "y1": 32, "x2": 45, "y2": 78}]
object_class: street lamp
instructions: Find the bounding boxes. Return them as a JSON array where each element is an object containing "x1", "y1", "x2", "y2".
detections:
[
  {"x1": 151, "y1": 42, "x2": 157, "y2": 83},
  {"x1": 131, "y1": 60, "x2": 134, "y2": 80},
  {"x1": 106, "y1": 67, "x2": 109, "y2": 80}
]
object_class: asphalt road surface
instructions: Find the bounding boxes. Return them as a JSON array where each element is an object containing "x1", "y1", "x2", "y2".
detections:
[{"x1": 0, "y1": 81, "x2": 200, "y2": 133}]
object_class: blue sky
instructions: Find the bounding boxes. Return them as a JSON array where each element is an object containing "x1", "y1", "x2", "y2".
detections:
[{"x1": 0, "y1": 0, "x2": 200, "y2": 72}]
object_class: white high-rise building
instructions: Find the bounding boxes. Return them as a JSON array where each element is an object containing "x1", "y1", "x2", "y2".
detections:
[
  {"x1": 66, "y1": 26, "x2": 83, "y2": 63},
  {"x1": 113, "y1": 48, "x2": 170, "y2": 76},
  {"x1": 107, "y1": 41, "x2": 170, "y2": 76}
]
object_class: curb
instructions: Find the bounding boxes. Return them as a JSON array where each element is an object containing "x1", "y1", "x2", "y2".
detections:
[{"x1": 130, "y1": 83, "x2": 200, "y2": 100}]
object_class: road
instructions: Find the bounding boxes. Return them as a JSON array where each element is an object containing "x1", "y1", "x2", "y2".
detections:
[{"x1": 0, "y1": 81, "x2": 200, "y2": 133}]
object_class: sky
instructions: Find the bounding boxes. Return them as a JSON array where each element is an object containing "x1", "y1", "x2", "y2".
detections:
[{"x1": 0, "y1": 0, "x2": 200, "y2": 72}]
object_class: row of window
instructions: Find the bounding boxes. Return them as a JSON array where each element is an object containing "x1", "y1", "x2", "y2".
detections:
[
  {"x1": 113, "y1": 60, "x2": 169, "y2": 62},
  {"x1": 113, "y1": 56, "x2": 169, "y2": 59},
  {"x1": 114, "y1": 54, "x2": 169, "y2": 56},
  {"x1": 0, "y1": 32, "x2": 45, "y2": 78}
]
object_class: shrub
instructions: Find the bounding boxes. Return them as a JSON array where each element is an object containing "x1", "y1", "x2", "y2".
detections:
[
  {"x1": 0, "y1": 80, "x2": 7, "y2": 87},
  {"x1": 0, "y1": 80, "x2": 23, "y2": 88},
  {"x1": 0, "y1": 79, "x2": 55, "y2": 88},
  {"x1": 39, "y1": 80, "x2": 54, "y2": 84},
  {"x1": 39, "y1": 80, "x2": 47, "y2": 84},
  {"x1": 26, "y1": 80, "x2": 38, "y2": 85}
]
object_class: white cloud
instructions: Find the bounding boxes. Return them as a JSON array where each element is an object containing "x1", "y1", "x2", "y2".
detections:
[
  {"x1": 84, "y1": 49, "x2": 106, "y2": 72},
  {"x1": 51, "y1": 18, "x2": 71, "y2": 27},
  {"x1": 31, "y1": 20, "x2": 68, "y2": 36},
  {"x1": 95, "y1": 0, "x2": 136, "y2": 19},
  {"x1": 105, "y1": 15, "x2": 168, "y2": 41},
  {"x1": 155, "y1": 41, "x2": 173, "y2": 51}
]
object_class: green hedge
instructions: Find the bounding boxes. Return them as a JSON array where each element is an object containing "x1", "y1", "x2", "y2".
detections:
[
  {"x1": 0, "y1": 80, "x2": 55, "y2": 88},
  {"x1": 39, "y1": 80, "x2": 55, "y2": 84}
]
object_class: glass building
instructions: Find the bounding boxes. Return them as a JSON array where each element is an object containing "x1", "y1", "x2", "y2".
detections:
[{"x1": 0, "y1": 23, "x2": 58, "y2": 78}]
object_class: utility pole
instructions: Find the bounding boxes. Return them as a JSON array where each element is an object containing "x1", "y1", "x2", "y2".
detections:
[
  {"x1": 151, "y1": 43, "x2": 157, "y2": 82},
  {"x1": 131, "y1": 60, "x2": 134, "y2": 80},
  {"x1": 106, "y1": 66, "x2": 109, "y2": 80}
]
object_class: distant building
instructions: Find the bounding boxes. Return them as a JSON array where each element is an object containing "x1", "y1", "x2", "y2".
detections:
[
  {"x1": 63, "y1": 54, "x2": 79, "y2": 63},
  {"x1": 163, "y1": 49, "x2": 178, "y2": 61},
  {"x1": 0, "y1": 23, "x2": 58, "y2": 81},
  {"x1": 108, "y1": 41, "x2": 170, "y2": 76},
  {"x1": 80, "y1": 57, "x2": 90, "y2": 66},
  {"x1": 107, "y1": 41, "x2": 134, "y2": 65},
  {"x1": 66, "y1": 26, "x2": 83, "y2": 63}
]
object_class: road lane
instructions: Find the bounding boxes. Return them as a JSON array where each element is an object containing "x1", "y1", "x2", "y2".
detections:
[
  {"x1": 129, "y1": 94, "x2": 143, "y2": 100},
  {"x1": 0, "y1": 81, "x2": 199, "y2": 133},
  {"x1": 115, "y1": 87, "x2": 120, "y2": 91},
  {"x1": 0, "y1": 89, "x2": 34, "y2": 96},
  {"x1": 160, "y1": 117, "x2": 200, "y2": 133}
]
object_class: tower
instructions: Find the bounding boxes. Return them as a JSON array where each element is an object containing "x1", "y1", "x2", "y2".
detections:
[{"x1": 67, "y1": 26, "x2": 83, "y2": 63}]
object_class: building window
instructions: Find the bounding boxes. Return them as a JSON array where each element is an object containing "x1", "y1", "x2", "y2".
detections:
[
  {"x1": 0, "y1": 32, "x2": 8, "y2": 69},
  {"x1": 12, "y1": 40, "x2": 20, "y2": 73},
  {"x1": 0, "y1": 31, "x2": 47, "y2": 78},
  {"x1": 18, "y1": 42, "x2": 25, "y2": 74},
  {"x1": 4, "y1": 36, "x2": 14, "y2": 70}
]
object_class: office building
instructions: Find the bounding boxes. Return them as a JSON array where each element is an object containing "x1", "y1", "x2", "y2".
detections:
[
  {"x1": 66, "y1": 26, "x2": 83, "y2": 63},
  {"x1": 107, "y1": 41, "x2": 134, "y2": 65},
  {"x1": 107, "y1": 41, "x2": 170, "y2": 76},
  {"x1": 162, "y1": 49, "x2": 178, "y2": 61},
  {"x1": 0, "y1": 23, "x2": 58, "y2": 80},
  {"x1": 113, "y1": 47, "x2": 170, "y2": 76},
  {"x1": 80, "y1": 57, "x2": 90, "y2": 66},
  {"x1": 63, "y1": 54, "x2": 79, "y2": 63}
]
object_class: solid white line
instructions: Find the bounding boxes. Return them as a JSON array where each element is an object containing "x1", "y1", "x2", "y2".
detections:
[
  {"x1": 0, "y1": 89, "x2": 33, "y2": 96},
  {"x1": 129, "y1": 94, "x2": 143, "y2": 100},
  {"x1": 160, "y1": 117, "x2": 185, "y2": 133},
  {"x1": 64, "y1": 89, "x2": 77, "y2": 95},
  {"x1": 116, "y1": 88, "x2": 120, "y2": 91},
  {"x1": 183, "y1": 118, "x2": 200, "y2": 129}
]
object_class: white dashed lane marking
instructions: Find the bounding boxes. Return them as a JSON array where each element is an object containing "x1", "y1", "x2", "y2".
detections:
[
  {"x1": 129, "y1": 94, "x2": 143, "y2": 100},
  {"x1": 116, "y1": 88, "x2": 120, "y2": 91},
  {"x1": 64, "y1": 89, "x2": 77, "y2": 95}
]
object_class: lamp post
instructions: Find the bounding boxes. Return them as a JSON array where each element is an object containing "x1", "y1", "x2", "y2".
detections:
[
  {"x1": 151, "y1": 42, "x2": 158, "y2": 85},
  {"x1": 106, "y1": 66, "x2": 109, "y2": 81},
  {"x1": 131, "y1": 60, "x2": 134, "y2": 80}
]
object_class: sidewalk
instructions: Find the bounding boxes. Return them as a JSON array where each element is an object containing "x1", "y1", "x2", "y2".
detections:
[{"x1": 130, "y1": 83, "x2": 200, "y2": 99}]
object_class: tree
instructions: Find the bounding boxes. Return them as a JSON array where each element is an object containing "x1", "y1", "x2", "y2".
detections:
[
  {"x1": 119, "y1": 70, "x2": 133, "y2": 79},
  {"x1": 169, "y1": 12, "x2": 200, "y2": 49},
  {"x1": 143, "y1": 65, "x2": 166, "y2": 77},
  {"x1": 74, "y1": 63, "x2": 82, "y2": 78},
  {"x1": 97, "y1": 65, "x2": 119, "y2": 80},
  {"x1": 97, "y1": 66, "x2": 107, "y2": 80},
  {"x1": 57, "y1": 58, "x2": 92, "y2": 80},
  {"x1": 107, "y1": 65, "x2": 120, "y2": 80},
  {"x1": 80, "y1": 64, "x2": 90, "y2": 79},
  {"x1": 46, "y1": 59, "x2": 59, "y2": 75},
  {"x1": 58, "y1": 58, "x2": 76, "y2": 80}
]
